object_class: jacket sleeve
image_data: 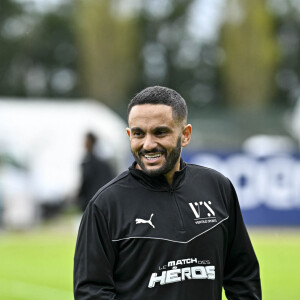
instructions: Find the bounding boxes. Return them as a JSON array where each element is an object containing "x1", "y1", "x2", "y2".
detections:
[
  {"x1": 223, "y1": 180, "x2": 262, "y2": 300},
  {"x1": 74, "y1": 201, "x2": 117, "y2": 299}
]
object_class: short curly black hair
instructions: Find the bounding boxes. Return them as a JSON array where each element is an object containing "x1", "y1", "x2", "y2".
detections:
[{"x1": 127, "y1": 86, "x2": 188, "y2": 124}]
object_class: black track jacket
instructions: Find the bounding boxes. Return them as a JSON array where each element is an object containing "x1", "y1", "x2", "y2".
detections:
[{"x1": 74, "y1": 161, "x2": 261, "y2": 300}]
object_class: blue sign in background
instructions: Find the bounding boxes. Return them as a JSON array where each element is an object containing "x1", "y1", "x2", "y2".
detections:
[{"x1": 182, "y1": 151, "x2": 300, "y2": 226}]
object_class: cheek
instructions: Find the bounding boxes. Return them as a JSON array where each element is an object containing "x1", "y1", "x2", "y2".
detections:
[{"x1": 130, "y1": 139, "x2": 141, "y2": 151}]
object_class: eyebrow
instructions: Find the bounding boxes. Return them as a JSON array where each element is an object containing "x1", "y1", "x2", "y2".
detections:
[
  {"x1": 153, "y1": 126, "x2": 172, "y2": 132},
  {"x1": 130, "y1": 126, "x2": 172, "y2": 133},
  {"x1": 130, "y1": 127, "x2": 144, "y2": 132}
]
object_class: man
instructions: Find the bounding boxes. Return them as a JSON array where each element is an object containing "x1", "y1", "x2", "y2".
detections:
[
  {"x1": 74, "y1": 86, "x2": 261, "y2": 299},
  {"x1": 77, "y1": 131, "x2": 113, "y2": 212}
]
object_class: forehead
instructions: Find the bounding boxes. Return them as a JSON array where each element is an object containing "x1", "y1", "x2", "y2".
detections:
[{"x1": 128, "y1": 104, "x2": 176, "y2": 128}]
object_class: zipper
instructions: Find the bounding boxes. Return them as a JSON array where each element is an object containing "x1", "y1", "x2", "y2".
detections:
[{"x1": 169, "y1": 187, "x2": 185, "y2": 232}]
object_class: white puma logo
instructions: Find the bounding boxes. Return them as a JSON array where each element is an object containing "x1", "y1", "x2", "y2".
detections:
[{"x1": 135, "y1": 213, "x2": 155, "y2": 228}]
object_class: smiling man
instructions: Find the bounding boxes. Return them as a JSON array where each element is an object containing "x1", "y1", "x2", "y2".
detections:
[
  {"x1": 127, "y1": 103, "x2": 191, "y2": 183},
  {"x1": 74, "y1": 86, "x2": 261, "y2": 300}
]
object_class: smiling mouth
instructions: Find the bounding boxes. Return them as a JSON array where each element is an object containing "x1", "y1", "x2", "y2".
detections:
[{"x1": 144, "y1": 153, "x2": 163, "y2": 161}]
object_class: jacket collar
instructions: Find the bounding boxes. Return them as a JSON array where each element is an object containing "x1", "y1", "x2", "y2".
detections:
[{"x1": 128, "y1": 159, "x2": 187, "y2": 191}]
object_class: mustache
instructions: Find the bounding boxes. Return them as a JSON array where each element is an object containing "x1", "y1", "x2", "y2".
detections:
[{"x1": 138, "y1": 148, "x2": 167, "y2": 156}]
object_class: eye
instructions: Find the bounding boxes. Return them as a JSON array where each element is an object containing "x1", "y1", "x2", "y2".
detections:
[
  {"x1": 154, "y1": 128, "x2": 169, "y2": 136},
  {"x1": 156, "y1": 130, "x2": 166, "y2": 136},
  {"x1": 132, "y1": 131, "x2": 144, "y2": 137}
]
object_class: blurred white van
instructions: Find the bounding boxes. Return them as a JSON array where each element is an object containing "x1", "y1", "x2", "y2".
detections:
[{"x1": 0, "y1": 99, "x2": 130, "y2": 228}]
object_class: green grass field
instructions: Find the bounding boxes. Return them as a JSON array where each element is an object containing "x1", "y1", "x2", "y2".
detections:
[{"x1": 0, "y1": 217, "x2": 299, "y2": 300}]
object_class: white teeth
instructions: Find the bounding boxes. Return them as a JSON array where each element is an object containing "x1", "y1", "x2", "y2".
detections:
[{"x1": 144, "y1": 154, "x2": 161, "y2": 160}]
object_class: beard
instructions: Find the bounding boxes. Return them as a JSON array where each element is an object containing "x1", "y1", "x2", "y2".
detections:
[{"x1": 131, "y1": 136, "x2": 182, "y2": 177}]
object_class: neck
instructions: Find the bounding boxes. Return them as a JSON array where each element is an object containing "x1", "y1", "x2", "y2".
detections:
[
  {"x1": 164, "y1": 159, "x2": 181, "y2": 186},
  {"x1": 134, "y1": 158, "x2": 182, "y2": 186}
]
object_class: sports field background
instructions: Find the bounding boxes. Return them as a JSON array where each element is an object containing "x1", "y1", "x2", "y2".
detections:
[{"x1": 0, "y1": 215, "x2": 299, "y2": 300}]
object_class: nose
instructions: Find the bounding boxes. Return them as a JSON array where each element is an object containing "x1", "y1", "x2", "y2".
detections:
[{"x1": 143, "y1": 134, "x2": 157, "y2": 151}]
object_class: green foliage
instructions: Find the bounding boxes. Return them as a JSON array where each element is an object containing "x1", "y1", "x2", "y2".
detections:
[
  {"x1": 268, "y1": 0, "x2": 300, "y2": 106},
  {"x1": 73, "y1": 0, "x2": 140, "y2": 111},
  {"x1": 0, "y1": 0, "x2": 300, "y2": 114},
  {"x1": 136, "y1": 0, "x2": 223, "y2": 112},
  {"x1": 0, "y1": 0, "x2": 25, "y2": 95},
  {"x1": 220, "y1": 0, "x2": 279, "y2": 109},
  {"x1": 0, "y1": 1, "x2": 79, "y2": 97},
  {"x1": 23, "y1": 9, "x2": 80, "y2": 97}
]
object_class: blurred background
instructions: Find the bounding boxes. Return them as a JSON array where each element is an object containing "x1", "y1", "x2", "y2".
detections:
[{"x1": 0, "y1": 0, "x2": 299, "y2": 299}]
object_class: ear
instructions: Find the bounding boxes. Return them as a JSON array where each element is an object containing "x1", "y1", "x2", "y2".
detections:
[
  {"x1": 181, "y1": 124, "x2": 192, "y2": 147},
  {"x1": 126, "y1": 128, "x2": 131, "y2": 138}
]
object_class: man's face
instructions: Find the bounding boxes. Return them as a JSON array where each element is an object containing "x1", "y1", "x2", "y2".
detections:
[{"x1": 127, "y1": 104, "x2": 191, "y2": 181}]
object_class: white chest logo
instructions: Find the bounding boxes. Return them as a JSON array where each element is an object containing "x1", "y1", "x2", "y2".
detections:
[
  {"x1": 135, "y1": 213, "x2": 155, "y2": 228},
  {"x1": 189, "y1": 201, "x2": 215, "y2": 219}
]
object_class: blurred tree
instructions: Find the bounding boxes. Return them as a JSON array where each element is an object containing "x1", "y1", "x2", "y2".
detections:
[
  {"x1": 135, "y1": 0, "x2": 227, "y2": 115},
  {"x1": 267, "y1": 0, "x2": 300, "y2": 106},
  {"x1": 1, "y1": 0, "x2": 299, "y2": 119},
  {"x1": 73, "y1": 0, "x2": 140, "y2": 112},
  {"x1": 0, "y1": 0, "x2": 25, "y2": 95},
  {"x1": 72, "y1": 0, "x2": 225, "y2": 114},
  {"x1": 23, "y1": 7, "x2": 80, "y2": 97},
  {"x1": 138, "y1": 0, "x2": 194, "y2": 100},
  {"x1": 0, "y1": 1, "x2": 79, "y2": 97},
  {"x1": 219, "y1": 0, "x2": 279, "y2": 109}
]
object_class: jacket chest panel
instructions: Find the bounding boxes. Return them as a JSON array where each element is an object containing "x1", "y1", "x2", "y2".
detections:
[{"x1": 110, "y1": 187, "x2": 229, "y2": 243}]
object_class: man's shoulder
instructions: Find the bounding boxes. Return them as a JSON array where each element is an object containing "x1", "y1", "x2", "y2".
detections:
[
  {"x1": 94, "y1": 170, "x2": 129, "y2": 193},
  {"x1": 185, "y1": 163, "x2": 229, "y2": 184},
  {"x1": 89, "y1": 169, "x2": 135, "y2": 207}
]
